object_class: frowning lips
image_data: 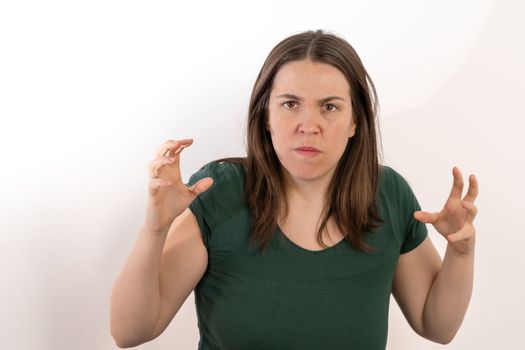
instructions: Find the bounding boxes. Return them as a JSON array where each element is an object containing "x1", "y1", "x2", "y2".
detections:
[
  {"x1": 295, "y1": 146, "x2": 321, "y2": 152},
  {"x1": 294, "y1": 146, "x2": 322, "y2": 156}
]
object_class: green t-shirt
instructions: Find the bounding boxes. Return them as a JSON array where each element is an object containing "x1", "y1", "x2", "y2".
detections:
[{"x1": 187, "y1": 161, "x2": 427, "y2": 350}]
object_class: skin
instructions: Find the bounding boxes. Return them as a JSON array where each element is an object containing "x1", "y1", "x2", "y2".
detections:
[
  {"x1": 267, "y1": 59, "x2": 478, "y2": 344},
  {"x1": 267, "y1": 59, "x2": 356, "y2": 194}
]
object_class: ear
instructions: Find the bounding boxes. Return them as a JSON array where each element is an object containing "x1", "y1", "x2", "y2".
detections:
[
  {"x1": 348, "y1": 119, "x2": 357, "y2": 138},
  {"x1": 265, "y1": 117, "x2": 271, "y2": 133}
]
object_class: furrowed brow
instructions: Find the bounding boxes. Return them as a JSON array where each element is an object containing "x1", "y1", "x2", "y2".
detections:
[
  {"x1": 276, "y1": 93, "x2": 303, "y2": 101},
  {"x1": 275, "y1": 94, "x2": 346, "y2": 103},
  {"x1": 319, "y1": 96, "x2": 346, "y2": 103}
]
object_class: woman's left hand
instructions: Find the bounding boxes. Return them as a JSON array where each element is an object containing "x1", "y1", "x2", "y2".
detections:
[{"x1": 414, "y1": 167, "x2": 479, "y2": 255}]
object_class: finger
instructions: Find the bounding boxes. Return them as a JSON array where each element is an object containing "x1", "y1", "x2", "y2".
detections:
[
  {"x1": 188, "y1": 177, "x2": 214, "y2": 196},
  {"x1": 148, "y1": 178, "x2": 173, "y2": 192},
  {"x1": 162, "y1": 139, "x2": 193, "y2": 157},
  {"x1": 448, "y1": 166, "x2": 464, "y2": 200},
  {"x1": 173, "y1": 144, "x2": 188, "y2": 156},
  {"x1": 413, "y1": 210, "x2": 439, "y2": 224},
  {"x1": 461, "y1": 200, "x2": 478, "y2": 223},
  {"x1": 447, "y1": 223, "x2": 475, "y2": 242},
  {"x1": 157, "y1": 139, "x2": 193, "y2": 158},
  {"x1": 149, "y1": 157, "x2": 175, "y2": 178},
  {"x1": 462, "y1": 174, "x2": 479, "y2": 202}
]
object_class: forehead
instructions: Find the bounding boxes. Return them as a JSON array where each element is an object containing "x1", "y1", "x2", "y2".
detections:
[{"x1": 271, "y1": 60, "x2": 350, "y2": 98}]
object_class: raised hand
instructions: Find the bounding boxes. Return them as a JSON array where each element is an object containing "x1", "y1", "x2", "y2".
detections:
[
  {"x1": 413, "y1": 167, "x2": 479, "y2": 255},
  {"x1": 145, "y1": 139, "x2": 213, "y2": 234}
]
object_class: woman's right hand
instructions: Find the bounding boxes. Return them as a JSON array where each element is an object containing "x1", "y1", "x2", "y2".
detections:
[{"x1": 145, "y1": 139, "x2": 213, "y2": 234}]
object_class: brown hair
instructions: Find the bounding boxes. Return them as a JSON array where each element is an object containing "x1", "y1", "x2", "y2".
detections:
[{"x1": 216, "y1": 29, "x2": 384, "y2": 253}]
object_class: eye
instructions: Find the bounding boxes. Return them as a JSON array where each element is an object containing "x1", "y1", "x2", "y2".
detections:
[
  {"x1": 282, "y1": 101, "x2": 298, "y2": 109},
  {"x1": 324, "y1": 103, "x2": 339, "y2": 112}
]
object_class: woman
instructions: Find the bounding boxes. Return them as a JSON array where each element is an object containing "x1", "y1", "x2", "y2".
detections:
[{"x1": 110, "y1": 30, "x2": 478, "y2": 349}]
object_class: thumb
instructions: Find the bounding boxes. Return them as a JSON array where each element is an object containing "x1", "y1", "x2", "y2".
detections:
[
  {"x1": 413, "y1": 210, "x2": 438, "y2": 224},
  {"x1": 189, "y1": 177, "x2": 214, "y2": 196}
]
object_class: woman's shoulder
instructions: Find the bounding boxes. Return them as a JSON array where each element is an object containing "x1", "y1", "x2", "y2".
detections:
[
  {"x1": 378, "y1": 164, "x2": 417, "y2": 197},
  {"x1": 186, "y1": 158, "x2": 248, "y2": 239},
  {"x1": 188, "y1": 157, "x2": 247, "y2": 188},
  {"x1": 379, "y1": 164, "x2": 400, "y2": 177}
]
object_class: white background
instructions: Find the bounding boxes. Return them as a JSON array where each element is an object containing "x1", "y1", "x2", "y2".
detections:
[{"x1": 1, "y1": 0, "x2": 524, "y2": 349}]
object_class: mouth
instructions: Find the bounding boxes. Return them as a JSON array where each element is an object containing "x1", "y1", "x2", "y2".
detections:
[{"x1": 294, "y1": 146, "x2": 321, "y2": 157}]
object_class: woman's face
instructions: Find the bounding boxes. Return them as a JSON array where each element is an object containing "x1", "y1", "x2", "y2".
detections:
[{"x1": 267, "y1": 59, "x2": 356, "y2": 186}]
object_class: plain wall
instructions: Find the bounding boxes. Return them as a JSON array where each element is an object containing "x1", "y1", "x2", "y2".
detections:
[{"x1": 1, "y1": 0, "x2": 524, "y2": 348}]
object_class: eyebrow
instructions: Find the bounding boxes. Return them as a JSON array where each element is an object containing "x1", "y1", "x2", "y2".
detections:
[{"x1": 275, "y1": 93, "x2": 346, "y2": 103}]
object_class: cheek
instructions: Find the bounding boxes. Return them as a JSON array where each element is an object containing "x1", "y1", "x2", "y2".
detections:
[
  {"x1": 267, "y1": 113, "x2": 288, "y2": 136},
  {"x1": 267, "y1": 119, "x2": 291, "y2": 155},
  {"x1": 268, "y1": 122, "x2": 286, "y2": 147},
  {"x1": 331, "y1": 119, "x2": 355, "y2": 139},
  {"x1": 326, "y1": 125, "x2": 352, "y2": 151}
]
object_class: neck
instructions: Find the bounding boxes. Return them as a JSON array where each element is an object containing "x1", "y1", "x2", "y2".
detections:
[
  {"x1": 281, "y1": 168, "x2": 334, "y2": 210},
  {"x1": 277, "y1": 171, "x2": 334, "y2": 232}
]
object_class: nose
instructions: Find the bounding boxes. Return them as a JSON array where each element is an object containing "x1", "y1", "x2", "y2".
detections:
[{"x1": 298, "y1": 110, "x2": 321, "y2": 135}]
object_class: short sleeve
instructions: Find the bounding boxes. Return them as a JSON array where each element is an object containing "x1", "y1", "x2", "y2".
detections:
[
  {"x1": 186, "y1": 162, "x2": 217, "y2": 250},
  {"x1": 397, "y1": 173, "x2": 428, "y2": 254},
  {"x1": 381, "y1": 166, "x2": 428, "y2": 254}
]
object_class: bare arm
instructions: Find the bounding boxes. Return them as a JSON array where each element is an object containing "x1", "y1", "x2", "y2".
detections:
[
  {"x1": 110, "y1": 223, "x2": 168, "y2": 347},
  {"x1": 110, "y1": 139, "x2": 213, "y2": 348},
  {"x1": 392, "y1": 236, "x2": 474, "y2": 344},
  {"x1": 150, "y1": 208, "x2": 209, "y2": 340},
  {"x1": 393, "y1": 167, "x2": 478, "y2": 344},
  {"x1": 110, "y1": 208, "x2": 208, "y2": 348}
]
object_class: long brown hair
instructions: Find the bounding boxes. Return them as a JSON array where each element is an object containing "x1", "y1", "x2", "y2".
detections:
[{"x1": 216, "y1": 29, "x2": 384, "y2": 253}]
